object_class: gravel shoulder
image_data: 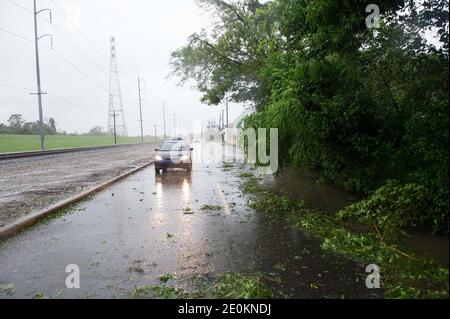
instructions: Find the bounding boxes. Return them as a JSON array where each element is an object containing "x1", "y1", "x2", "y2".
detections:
[{"x1": 0, "y1": 143, "x2": 156, "y2": 227}]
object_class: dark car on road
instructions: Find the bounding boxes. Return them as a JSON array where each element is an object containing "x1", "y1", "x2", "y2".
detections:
[{"x1": 154, "y1": 138, "x2": 193, "y2": 174}]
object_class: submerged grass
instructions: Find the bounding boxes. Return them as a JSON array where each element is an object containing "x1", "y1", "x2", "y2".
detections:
[
  {"x1": 241, "y1": 176, "x2": 265, "y2": 194},
  {"x1": 238, "y1": 172, "x2": 254, "y2": 178},
  {"x1": 210, "y1": 272, "x2": 272, "y2": 299},
  {"x1": 131, "y1": 285, "x2": 188, "y2": 299},
  {"x1": 37, "y1": 195, "x2": 93, "y2": 225},
  {"x1": 240, "y1": 177, "x2": 449, "y2": 299},
  {"x1": 129, "y1": 272, "x2": 272, "y2": 299},
  {"x1": 222, "y1": 162, "x2": 235, "y2": 169},
  {"x1": 200, "y1": 204, "x2": 223, "y2": 211},
  {"x1": 0, "y1": 283, "x2": 15, "y2": 296}
]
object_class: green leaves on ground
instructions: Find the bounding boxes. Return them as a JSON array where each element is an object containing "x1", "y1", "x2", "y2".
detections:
[
  {"x1": 130, "y1": 272, "x2": 272, "y2": 299},
  {"x1": 201, "y1": 204, "x2": 223, "y2": 211},
  {"x1": 242, "y1": 179, "x2": 449, "y2": 299},
  {"x1": 211, "y1": 272, "x2": 272, "y2": 299}
]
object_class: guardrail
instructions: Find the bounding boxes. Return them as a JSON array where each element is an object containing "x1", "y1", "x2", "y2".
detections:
[{"x1": 0, "y1": 143, "x2": 155, "y2": 161}]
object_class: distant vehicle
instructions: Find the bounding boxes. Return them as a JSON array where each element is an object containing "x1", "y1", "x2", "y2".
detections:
[{"x1": 154, "y1": 138, "x2": 193, "y2": 174}]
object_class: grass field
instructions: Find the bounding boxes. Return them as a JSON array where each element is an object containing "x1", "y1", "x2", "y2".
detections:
[{"x1": 0, "y1": 134, "x2": 160, "y2": 153}]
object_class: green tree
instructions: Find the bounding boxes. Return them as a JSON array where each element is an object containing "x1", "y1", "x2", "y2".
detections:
[
  {"x1": 7, "y1": 114, "x2": 25, "y2": 132},
  {"x1": 88, "y1": 126, "x2": 106, "y2": 136},
  {"x1": 48, "y1": 118, "x2": 57, "y2": 134},
  {"x1": 172, "y1": 0, "x2": 449, "y2": 232},
  {"x1": 171, "y1": 0, "x2": 277, "y2": 109}
]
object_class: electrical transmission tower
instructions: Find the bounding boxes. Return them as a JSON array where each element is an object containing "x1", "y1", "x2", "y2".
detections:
[{"x1": 107, "y1": 37, "x2": 127, "y2": 136}]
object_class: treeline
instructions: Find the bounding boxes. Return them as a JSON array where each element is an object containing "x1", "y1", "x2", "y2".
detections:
[
  {"x1": 0, "y1": 114, "x2": 110, "y2": 136},
  {"x1": 171, "y1": 0, "x2": 448, "y2": 233},
  {"x1": 0, "y1": 114, "x2": 57, "y2": 135}
]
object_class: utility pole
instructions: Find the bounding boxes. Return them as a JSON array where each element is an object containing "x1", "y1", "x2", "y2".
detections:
[
  {"x1": 219, "y1": 112, "x2": 222, "y2": 130},
  {"x1": 154, "y1": 124, "x2": 157, "y2": 143},
  {"x1": 162, "y1": 101, "x2": 167, "y2": 138},
  {"x1": 112, "y1": 111, "x2": 118, "y2": 145},
  {"x1": 137, "y1": 76, "x2": 144, "y2": 142},
  {"x1": 222, "y1": 109, "x2": 225, "y2": 130},
  {"x1": 32, "y1": 0, "x2": 52, "y2": 151}
]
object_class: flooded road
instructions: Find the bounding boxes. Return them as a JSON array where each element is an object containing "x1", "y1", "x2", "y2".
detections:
[{"x1": 0, "y1": 142, "x2": 380, "y2": 298}]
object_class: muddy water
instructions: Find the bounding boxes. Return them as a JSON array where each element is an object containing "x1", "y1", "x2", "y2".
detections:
[
  {"x1": 262, "y1": 168, "x2": 361, "y2": 214},
  {"x1": 263, "y1": 168, "x2": 449, "y2": 267},
  {"x1": 402, "y1": 229, "x2": 449, "y2": 267},
  {"x1": 0, "y1": 142, "x2": 380, "y2": 299}
]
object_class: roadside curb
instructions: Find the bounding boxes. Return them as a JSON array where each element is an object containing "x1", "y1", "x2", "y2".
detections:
[{"x1": 0, "y1": 161, "x2": 153, "y2": 241}]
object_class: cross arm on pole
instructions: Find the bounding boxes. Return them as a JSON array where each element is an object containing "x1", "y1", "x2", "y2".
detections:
[
  {"x1": 36, "y1": 8, "x2": 52, "y2": 23},
  {"x1": 37, "y1": 34, "x2": 53, "y2": 48}
]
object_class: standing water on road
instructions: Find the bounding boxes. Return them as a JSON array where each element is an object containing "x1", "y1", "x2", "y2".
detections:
[{"x1": 0, "y1": 142, "x2": 380, "y2": 298}]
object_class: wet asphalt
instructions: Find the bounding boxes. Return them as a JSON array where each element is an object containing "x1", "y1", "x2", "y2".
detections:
[
  {"x1": 0, "y1": 142, "x2": 381, "y2": 299},
  {"x1": 0, "y1": 143, "x2": 156, "y2": 226}
]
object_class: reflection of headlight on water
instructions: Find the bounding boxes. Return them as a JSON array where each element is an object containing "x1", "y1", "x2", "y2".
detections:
[
  {"x1": 181, "y1": 155, "x2": 189, "y2": 161},
  {"x1": 155, "y1": 155, "x2": 163, "y2": 161}
]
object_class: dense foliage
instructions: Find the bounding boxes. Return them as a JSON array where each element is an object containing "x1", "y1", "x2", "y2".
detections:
[{"x1": 172, "y1": 0, "x2": 448, "y2": 233}]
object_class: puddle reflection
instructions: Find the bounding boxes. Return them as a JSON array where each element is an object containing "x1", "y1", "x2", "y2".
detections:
[
  {"x1": 154, "y1": 169, "x2": 193, "y2": 211},
  {"x1": 155, "y1": 169, "x2": 192, "y2": 187}
]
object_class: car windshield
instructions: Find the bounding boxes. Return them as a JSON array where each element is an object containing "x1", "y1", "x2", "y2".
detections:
[{"x1": 160, "y1": 142, "x2": 183, "y2": 151}]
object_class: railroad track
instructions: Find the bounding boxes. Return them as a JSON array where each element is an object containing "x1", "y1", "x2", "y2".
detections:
[{"x1": 0, "y1": 143, "x2": 154, "y2": 161}]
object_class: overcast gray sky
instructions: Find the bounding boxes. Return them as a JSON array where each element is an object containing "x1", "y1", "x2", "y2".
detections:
[{"x1": 0, "y1": 0, "x2": 244, "y2": 136}]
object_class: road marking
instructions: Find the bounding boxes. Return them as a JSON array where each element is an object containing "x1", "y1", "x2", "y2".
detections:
[{"x1": 216, "y1": 183, "x2": 231, "y2": 216}]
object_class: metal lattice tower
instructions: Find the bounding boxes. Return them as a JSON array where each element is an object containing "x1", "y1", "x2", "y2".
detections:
[{"x1": 107, "y1": 37, "x2": 127, "y2": 136}]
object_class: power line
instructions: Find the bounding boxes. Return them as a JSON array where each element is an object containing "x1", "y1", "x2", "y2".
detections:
[
  {"x1": 52, "y1": 48, "x2": 108, "y2": 92},
  {"x1": 49, "y1": 0, "x2": 109, "y2": 61},
  {"x1": 7, "y1": 0, "x2": 33, "y2": 15},
  {"x1": 7, "y1": 0, "x2": 108, "y2": 77},
  {"x1": 0, "y1": 84, "x2": 104, "y2": 115},
  {"x1": 0, "y1": 26, "x2": 108, "y2": 92},
  {"x1": 0, "y1": 25, "x2": 51, "y2": 49},
  {"x1": 50, "y1": 23, "x2": 109, "y2": 76},
  {"x1": 0, "y1": 26, "x2": 34, "y2": 44},
  {"x1": 0, "y1": 81, "x2": 105, "y2": 114},
  {"x1": 46, "y1": 93, "x2": 104, "y2": 114},
  {"x1": 7, "y1": 0, "x2": 49, "y2": 22},
  {"x1": 0, "y1": 83, "x2": 34, "y2": 91}
]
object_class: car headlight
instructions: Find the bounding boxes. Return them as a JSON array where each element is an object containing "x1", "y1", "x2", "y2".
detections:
[
  {"x1": 155, "y1": 155, "x2": 163, "y2": 161},
  {"x1": 181, "y1": 155, "x2": 189, "y2": 161}
]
